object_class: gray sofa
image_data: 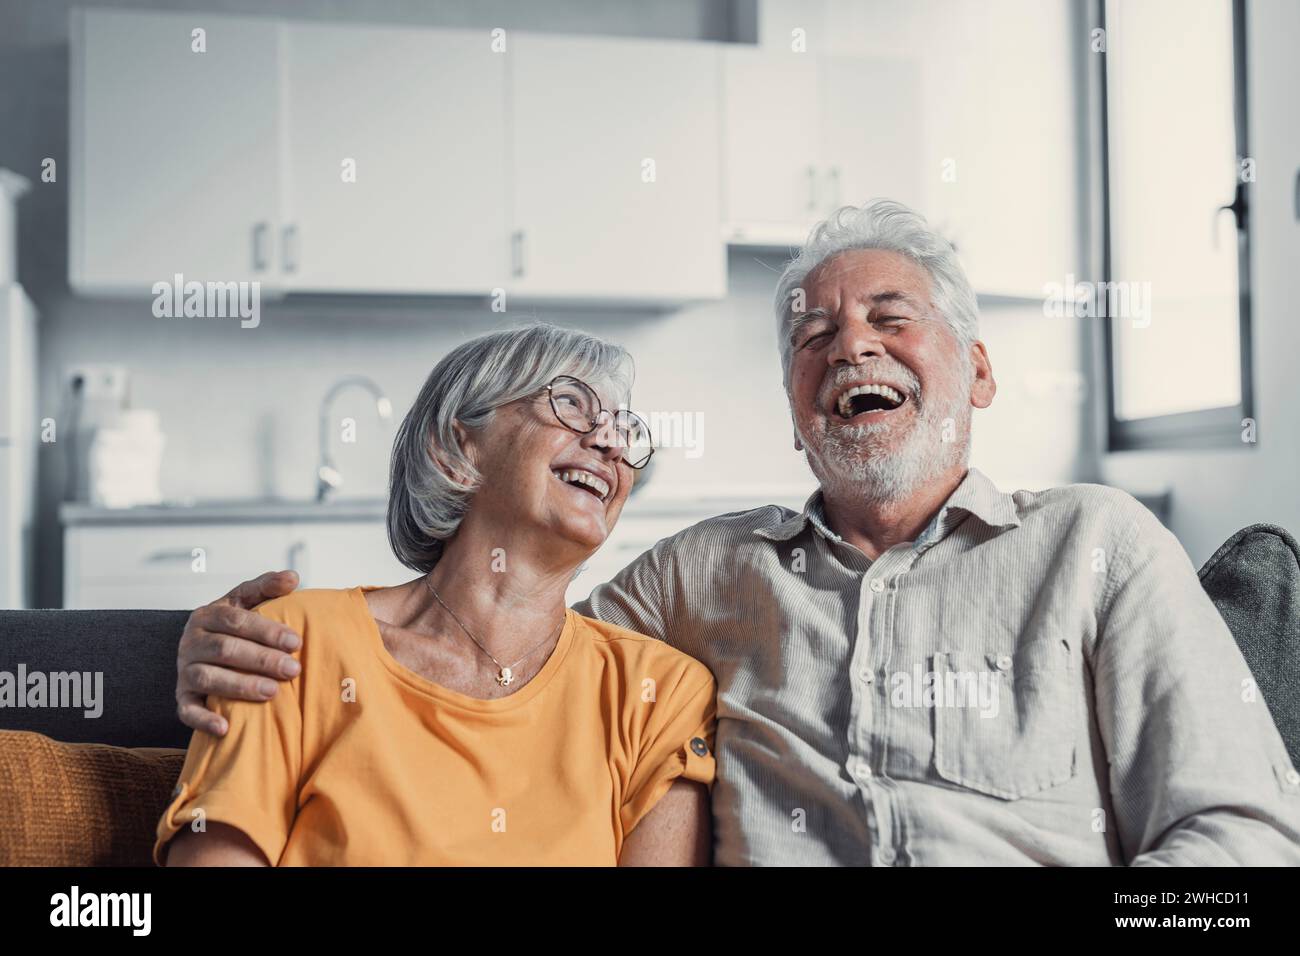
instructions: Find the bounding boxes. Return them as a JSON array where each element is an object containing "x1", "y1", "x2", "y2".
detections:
[
  {"x1": 1, "y1": 524, "x2": 1298, "y2": 766},
  {"x1": 1, "y1": 609, "x2": 191, "y2": 748}
]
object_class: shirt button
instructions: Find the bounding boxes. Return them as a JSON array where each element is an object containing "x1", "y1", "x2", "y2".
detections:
[
  {"x1": 859, "y1": 669, "x2": 874, "y2": 684},
  {"x1": 878, "y1": 847, "x2": 896, "y2": 865},
  {"x1": 857, "y1": 763, "x2": 873, "y2": 780},
  {"x1": 690, "y1": 737, "x2": 710, "y2": 757},
  {"x1": 1286, "y1": 769, "x2": 1300, "y2": 787},
  {"x1": 996, "y1": 655, "x2": 1013, "y2": 672},
  {"x1": 869, "y1": 579, "x2": 885, "y2": 593}
]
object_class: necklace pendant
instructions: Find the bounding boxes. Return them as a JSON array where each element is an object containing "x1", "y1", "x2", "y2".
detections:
[{"x1": 497, "y1": 666, "x2": 514, "y2": 687}]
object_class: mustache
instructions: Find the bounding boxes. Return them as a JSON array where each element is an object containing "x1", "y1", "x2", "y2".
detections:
[{"x1": 816, "y1": 363, "x2": 923, "y2": 412}]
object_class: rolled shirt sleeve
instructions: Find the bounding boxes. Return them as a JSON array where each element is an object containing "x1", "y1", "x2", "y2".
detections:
[
  {"x1": 1094, "y1": 506, "x2": 1300, "y2": 865},
  {"x1": 620, "y1": 670, "x2": 717, "y2": 838},
  {"x1": 154, "y1": 605, "x2": 303, "y2": 866}
]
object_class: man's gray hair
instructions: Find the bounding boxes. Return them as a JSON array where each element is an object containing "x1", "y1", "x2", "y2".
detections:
[
  {"x1": 388, "y1": 322, "x2": 633, "y2": 572},
  {"x1": 774, "y1": 199, "x2": 980, "y2": 383}
]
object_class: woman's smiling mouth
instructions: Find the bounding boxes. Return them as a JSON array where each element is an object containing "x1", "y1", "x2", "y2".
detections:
[{"x1": 552, "y1": 467, "x2": 612, "y2": 502}]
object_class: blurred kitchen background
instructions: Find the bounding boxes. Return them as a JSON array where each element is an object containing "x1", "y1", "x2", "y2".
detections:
[{"x1": 0, "y1": 0, "x2": 1296, "y2": 610}]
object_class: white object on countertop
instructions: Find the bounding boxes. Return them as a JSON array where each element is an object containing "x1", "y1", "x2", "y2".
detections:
[
  {"x1": 0, "y1": 170, "x2": 31, "y2": 286},
  {"x1": 87, "y1": 409, "x2": 166, "y2": 509}
]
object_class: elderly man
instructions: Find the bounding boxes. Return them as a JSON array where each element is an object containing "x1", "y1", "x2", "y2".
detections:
[{"x1": 174, "y1": 200, "x2": 1300, "y2": 865}]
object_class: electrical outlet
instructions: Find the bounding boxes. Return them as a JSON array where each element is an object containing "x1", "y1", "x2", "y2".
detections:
[{"x1": 66, "y1": 365, "x2": 128, "y2": 404}]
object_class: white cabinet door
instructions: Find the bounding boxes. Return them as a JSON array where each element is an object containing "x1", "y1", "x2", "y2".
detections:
[
  {"x1": 284, "y1": 521, "x2": 413, "y2": 590},
  {"x1": 64, "y1": 523, "x2": 294, "y2": 609},
  {"x1": 71, "y1": 10, "x2": 283, "y2": 295},
  {"x1": 721, "y1": 49, "x2": 822, "y2": 245},
  {"x1": 510, "y1": 35, "x2": 726, "y2": 301},
  {"x1": 283, "y1": 25, "x2": 510, "y2": 294},
  {"x1": 720, "y1": 51, "x2": 923, "y2": 248},
  {"x1": 818, "y1": 56, "x2": 925, "y2": 215}
]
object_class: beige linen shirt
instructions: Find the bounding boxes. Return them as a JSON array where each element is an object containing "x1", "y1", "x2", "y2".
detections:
[{"x1": 575, "y1": 468, "x2": 1300, "y2": 865}]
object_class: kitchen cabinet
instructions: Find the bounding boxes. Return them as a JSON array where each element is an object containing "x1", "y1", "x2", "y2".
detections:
[
  {"x1": 70, "y1": 9, "x2": 284, "y2": 295},
  {"x1": 509, "y1": 34, "x2": 726, "y2": 301},
  {"x1": 63, "y1": 516, "x2": 412, "y2": 609},
  {"x1": 282, "y1": 520, "x2": 412, "y2": 590},
  {"x1": 817, "y1": 57, "x2": 926, "y2": 217},
  {"x1": 784, "y1": 0, "x2": 1083, "y2": 298},
  {"x1": 721, "y1": 48, "x2": 924, "y2": 247},
  {"x1": 64, "y1": 522, "x2": 295, "y2": 610},
  {"x1": 71, "y1": 13, "x2": 727, "y2": 303},
  {"x1": 282, "y1": 24, "x2": 510, "y2": 294},
  {"x1": 721, "y1": 49, "x2": 822, "y2": 245}
]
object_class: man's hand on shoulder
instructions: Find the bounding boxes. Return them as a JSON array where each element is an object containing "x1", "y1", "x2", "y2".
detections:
[{"x1": 175, "y1": 570, "x2": 303, "y2": 735}]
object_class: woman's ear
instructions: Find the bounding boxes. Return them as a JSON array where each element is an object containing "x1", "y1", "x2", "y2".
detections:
[
  {"x1": 430, "y1": 420, "x2": 476, "y2": 489},
  {"x1": 451, "y1": 420, "x2": 473, "y2": 461}
]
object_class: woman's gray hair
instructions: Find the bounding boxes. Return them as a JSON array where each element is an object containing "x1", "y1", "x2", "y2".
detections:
[
  {"x1": 773, "y1": 199, "x2": 980, "y2": 383},
  {"x1": 388, "y1": 322, "x2": 633, "y2": 573}
]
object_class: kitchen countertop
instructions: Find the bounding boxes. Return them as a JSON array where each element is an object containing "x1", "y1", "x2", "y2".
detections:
[
  {"x1": 58, "y1": 480, "x2": 1171, "y2": 528},
  {"x1": 59, "y1": 485, "x2": 820, "y2": 527},
  {"x1": 61, "y1": 498, "x2": 391, "y2": 526}
]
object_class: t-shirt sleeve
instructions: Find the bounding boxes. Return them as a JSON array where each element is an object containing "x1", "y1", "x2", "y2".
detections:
[
  {"x1": 153, "y1": 599, "x2": 304, "y2": 866},
  {"x1": 620, "y1": 662, "x2": 717, "y2": 837}
]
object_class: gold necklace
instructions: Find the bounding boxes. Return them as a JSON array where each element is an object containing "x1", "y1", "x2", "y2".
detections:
[{"x1": 424, "y1": 578, "x2": 564, "y2": 687}]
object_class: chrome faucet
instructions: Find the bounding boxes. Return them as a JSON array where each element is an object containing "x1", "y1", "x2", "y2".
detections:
[{"x1": 316, "y1": 375, "x2": 393, "y2": 502}]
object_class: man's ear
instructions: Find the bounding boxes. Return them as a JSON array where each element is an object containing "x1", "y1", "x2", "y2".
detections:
[
  {"x1": 786, "y1": 389, "x2": 804, "y2": 452},
  {"x1": 969, "y1": 341, "x2": 996, "y2": 409}
]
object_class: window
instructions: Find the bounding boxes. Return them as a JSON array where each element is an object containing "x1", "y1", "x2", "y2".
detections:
[{"x1": 1099, "y1": 0, "x2": 1253, "y2": 450}]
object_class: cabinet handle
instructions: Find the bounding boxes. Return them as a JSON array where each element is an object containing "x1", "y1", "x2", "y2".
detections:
[
  {"x1": 287, "y1": 540, "x2": 307, "y2": 578},
  {"x1": 145, "y1": 548, "x2": 198, "y2": 563},
  {"x1": 511, "y1": 229, "x2": 526, "y2": 278},
  {"x1": 828, "y1": 166, "x2": 842, "y2": 208},
  {"x1": 282, "y1": 224, "x2": 298, "y2": 273},
  {"x1": 806, "y1": 167, "x2": 819, "y2": 212},
  {"x1": 251, "y1": 221, "x2": 270, "y2": 272}
]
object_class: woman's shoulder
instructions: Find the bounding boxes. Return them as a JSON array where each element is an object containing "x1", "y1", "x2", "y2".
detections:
[
  {"x1": 254, "y1": 587, "x2": 371, "y2": 635},
  {"x1": 571, "y1": 612, "x2": 714, "y2": 692}
]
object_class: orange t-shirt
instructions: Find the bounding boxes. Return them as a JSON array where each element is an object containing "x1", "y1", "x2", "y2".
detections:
[{"x1": 154, "y1": 587, "x2": 716, "y2": 866}]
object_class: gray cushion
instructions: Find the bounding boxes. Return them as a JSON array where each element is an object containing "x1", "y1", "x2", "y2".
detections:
[
  {"x1": 1198, "y1": 523, "x2": 1300, "y2": 768},
  {"x1": 0, "y1": 610, "x2": 192, "y2": 748}
]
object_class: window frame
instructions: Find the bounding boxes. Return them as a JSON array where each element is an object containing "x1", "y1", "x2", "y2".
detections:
[{"x1": 1097, "y1": 0, "x2": 1255, "y2": 452}]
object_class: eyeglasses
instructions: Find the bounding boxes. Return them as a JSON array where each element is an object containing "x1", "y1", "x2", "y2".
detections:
[{"x1": 543, "y1": 376, "x2": 655, "y2": 469}]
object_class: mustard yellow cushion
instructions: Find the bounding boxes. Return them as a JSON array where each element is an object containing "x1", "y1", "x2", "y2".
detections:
[{"x1": 0, "y1": 730, "x2": 184, "y2": 866}]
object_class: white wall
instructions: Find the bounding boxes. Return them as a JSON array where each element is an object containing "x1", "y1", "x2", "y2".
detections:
[{"x1": 1102, "y1": 0, "x2": 1300, "y2": 565}]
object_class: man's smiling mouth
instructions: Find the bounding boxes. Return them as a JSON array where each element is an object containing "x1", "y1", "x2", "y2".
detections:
[{"x1": 832, "y1": 383, "x2": 908, "y2": 421}]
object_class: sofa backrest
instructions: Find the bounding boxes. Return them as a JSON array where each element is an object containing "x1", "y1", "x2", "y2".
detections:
[
  {"x1": 1, "y1": 523, "x2": 1297, "y2": 758},
  {"x1": 0, "y1": 609, "x2": 192, "y2": 748},
  {"x1": 1198, "y1": 523, "x2": 1300, "y2": 769}
]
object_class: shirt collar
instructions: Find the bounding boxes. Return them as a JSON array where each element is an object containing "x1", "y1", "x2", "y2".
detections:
[{"x1": 753, "y1": 468, "x2": 1020, "y2": 546}]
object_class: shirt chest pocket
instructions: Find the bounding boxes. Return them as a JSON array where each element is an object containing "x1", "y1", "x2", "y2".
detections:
[{"x1": 930, "y1": 641, "x2": 1077, "y2": 800}]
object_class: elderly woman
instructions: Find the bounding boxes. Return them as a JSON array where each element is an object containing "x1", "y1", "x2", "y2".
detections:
[{"x1": 154, "y1": 324, "x2": 716, "y2": 866}]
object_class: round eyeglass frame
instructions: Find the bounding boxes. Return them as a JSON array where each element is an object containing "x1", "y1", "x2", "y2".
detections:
[{"x1": 543, "y1": 375, "x2": 655, "y2": 469}]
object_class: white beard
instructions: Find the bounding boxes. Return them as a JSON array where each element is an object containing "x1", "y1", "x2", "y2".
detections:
[{"x1": 802, "y1": 383, "x2": 971, "y2": 506}]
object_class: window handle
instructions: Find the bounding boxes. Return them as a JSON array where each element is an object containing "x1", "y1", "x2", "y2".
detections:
[{"x1": 1213, "y1": 180, "x2": 1248, "y2": 250}]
